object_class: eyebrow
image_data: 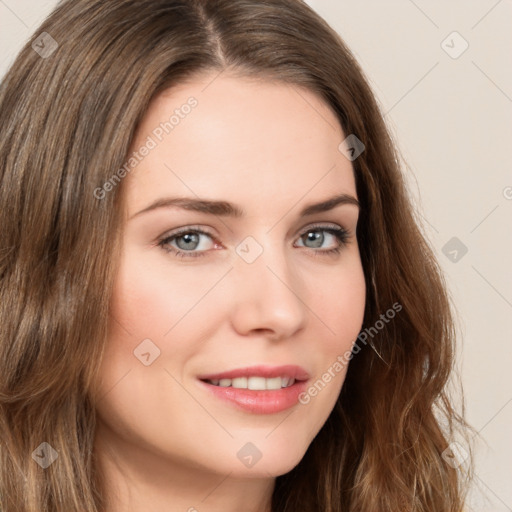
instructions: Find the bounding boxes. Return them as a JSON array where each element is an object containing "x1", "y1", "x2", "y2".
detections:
[{"x1": 130, "y1": 193, "x2": 360, "y2": 220}]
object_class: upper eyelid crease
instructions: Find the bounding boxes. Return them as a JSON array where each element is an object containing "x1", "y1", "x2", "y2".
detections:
[
  {"x1": 130, "y1": 193, "x2": 360, "y2": 220},
  {"x1": 158, "y1": 224, "x2": 351, "y2": 254},
  {"x1": 159, "y1": 222, "x2": 351, "y2": 242}
]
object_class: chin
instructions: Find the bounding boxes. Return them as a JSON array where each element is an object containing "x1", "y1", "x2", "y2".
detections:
[
  {"x1": 229, "y1": 441, "x2": 310, "y2": 479},
  {"x1": 229, "y1": 455, "x2": 305, "y2": 479}
]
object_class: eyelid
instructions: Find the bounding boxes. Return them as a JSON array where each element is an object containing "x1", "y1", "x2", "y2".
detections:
[
  {"x1": 157, "y1": 222, "x2": 350, "y2": 242},
  {"x1": 156, "y1": 221, "x2": 352, "y2": 258},
  {"x1": 299, "y1": 221, "x2": 348, "y2": 233},
  {"x1": 157, "y1": 224, "x2": 217, "y2": 241},
  {"x1": 155, "y1": 225, "x2": 221, "y2": 254}
]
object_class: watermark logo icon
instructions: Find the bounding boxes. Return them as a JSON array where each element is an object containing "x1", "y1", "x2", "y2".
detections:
[
  {"x1": 32, "y1": 32, "x2": 58, "y2": 59},
  {"x1": 237, "y1": 442, "x2": 262, "y2": 468},
  {"x1": 236, "y1": 236, "x2": 264, "y2": 264},
  {"x1": 441, "y1": 31, "x2": 469, "y2": 59},
  {"x1": 32, "y1": 442, "x2": 59, "y2": 469},
  {"x1": 338, "y1": 134, "x2": 365, "y2": 161},
  {"x1": 133, "y1": 338, "x2": 161, "y2": 366},
  {"x1": 442, "y1": 236, "x2": 468, "y2": 263},
  {"x1": 442, "y1": 441, "x2": 469, "y2": 468}
]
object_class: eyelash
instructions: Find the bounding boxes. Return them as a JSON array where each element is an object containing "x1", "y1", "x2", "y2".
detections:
[{"x1": 157, "y1": 224, "x2": 351, "y2": 259}]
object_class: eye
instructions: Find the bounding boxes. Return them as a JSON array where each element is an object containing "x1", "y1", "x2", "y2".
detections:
[
  {"x1": 157, "y1": 224, "x2": 351, "y2": 259},
  {"x1": 295, "y1": 224, "x2": 350, "y2": 256},
  {"x1": 158, "y1": 227, "x2": 217, "y2": 258}
]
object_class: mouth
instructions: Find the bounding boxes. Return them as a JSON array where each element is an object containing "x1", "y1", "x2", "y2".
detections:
[
  {"x1": 196, "y1": 365, "x2": 310, "y2": 414},
  {"x1": 201, "y1": 376, "x2": 298, "y2": 390}
]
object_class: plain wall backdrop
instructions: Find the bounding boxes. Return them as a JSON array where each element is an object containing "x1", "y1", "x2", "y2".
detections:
[{"x1": 1, "y1": 0, "x2": 511, "y2": 510}]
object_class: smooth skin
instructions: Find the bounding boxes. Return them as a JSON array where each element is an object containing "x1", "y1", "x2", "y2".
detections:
[{"x1": 92, "y1": 71, "x2": 366, "y2": 512}]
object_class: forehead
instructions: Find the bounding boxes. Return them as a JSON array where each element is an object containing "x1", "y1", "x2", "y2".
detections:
[{"x1": 124, "y1": 72, "x2": 356, "y2": 215}]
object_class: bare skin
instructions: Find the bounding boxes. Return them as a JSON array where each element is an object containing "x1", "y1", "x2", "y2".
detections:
[{"x1": 92, "y1": 71, "x2": 366, "y2": 512}]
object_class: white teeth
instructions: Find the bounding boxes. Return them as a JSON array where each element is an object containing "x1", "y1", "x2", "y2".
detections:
[
  {"x1": 246, "y1": 376, "x2": 265, "y2": 390},
  {"x1": 207, "y1": 376, "x2": 296, "y2": 389},
  {"x1": 263, "y1": 377, "x2": 281, "y2": 390},
  {"x1": 232, "y1": 377, "x2": 247, "y2": 389}
]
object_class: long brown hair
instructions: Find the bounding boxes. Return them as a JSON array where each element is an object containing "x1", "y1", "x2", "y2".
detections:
[{"x1": 0, "y1": 0, "x2": 473, "y2": 510}]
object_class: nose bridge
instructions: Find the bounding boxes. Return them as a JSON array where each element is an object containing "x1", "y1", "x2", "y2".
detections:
[{"x1": 229, "y1": 231, "x2": 307, "y2": 337}]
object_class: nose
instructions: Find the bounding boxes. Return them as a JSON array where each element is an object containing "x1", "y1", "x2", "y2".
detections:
[{"x1": 228, "y1": 239, "x2": 309, "y2": 341}]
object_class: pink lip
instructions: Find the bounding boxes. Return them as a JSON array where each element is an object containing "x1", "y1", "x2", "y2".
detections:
[{"x1": 196, "y1": 365, "x2": 310, "y2": 414}]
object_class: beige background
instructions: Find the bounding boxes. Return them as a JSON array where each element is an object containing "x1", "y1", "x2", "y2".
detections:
[{"x1": 1, "y1": 0, "x2": 511, "y2": 510}]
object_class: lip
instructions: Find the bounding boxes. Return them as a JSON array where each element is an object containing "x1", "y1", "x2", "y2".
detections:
[
  {"x1": 197, "y1": 364, "x2": 310, "y2": 382},
  {"x1": 196, "y1": 365, "x2": 310, "y2": 415}
]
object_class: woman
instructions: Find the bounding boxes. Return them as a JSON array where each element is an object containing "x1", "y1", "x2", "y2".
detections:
[{"x1": 0, "y1": 0, "x2": 472, "y2": 510}]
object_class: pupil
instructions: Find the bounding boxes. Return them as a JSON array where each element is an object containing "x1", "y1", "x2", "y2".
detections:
[
  {"x1": 177, "y1": 233, "x2": 199, "y2": 250},
  {"x1": 307, "y1": 231, "x2": 323, "y2": 248}
]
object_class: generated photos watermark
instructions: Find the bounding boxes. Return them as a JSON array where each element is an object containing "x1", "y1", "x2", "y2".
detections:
[
  {"x1": 298, "y1": 301, "x2": 402, "y2": 404},
  {"x1": 93, "y1": 96, "x2": 198, "y2": 200}
]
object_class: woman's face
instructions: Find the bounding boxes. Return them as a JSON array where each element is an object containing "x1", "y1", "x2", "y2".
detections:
[{"x1": 94, "y1": 72, "x2": 366, "y2": 479}]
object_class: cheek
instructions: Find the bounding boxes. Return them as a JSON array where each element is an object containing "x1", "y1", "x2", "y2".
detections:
[
  {"x1": 303, "y1": 256, "x2": 366, "y2": 405},
  {"x1": 109, "y1": 250, "x2": 214, "y2": 339},
  {"x1": 309, "y1": 255, "x2": 366, "y2": 347},
  {"x1": 110, "y1": 250, "x2": 169, "y2": 331}
]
